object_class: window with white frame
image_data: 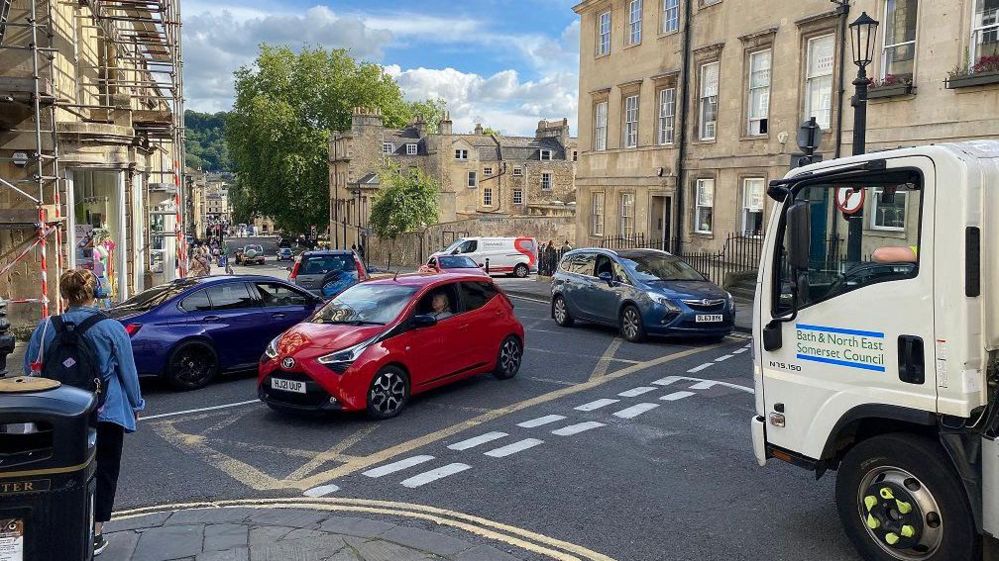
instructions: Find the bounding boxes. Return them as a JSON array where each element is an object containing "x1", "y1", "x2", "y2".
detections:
[
  {"x1": 513, "y1": 188, "x2": 524, "y2": 205},
  {"x1": 455, "y1": 149, "x2": 468, "y2": 160},
  {"x1": 628, "y1": 0, "x2": 643, "y2": 45},
  {"x1": 594, "y1": 101, "x2": 608, "y2": 151},
  {"x1": 591, "y1": 192, "x2": 605, "y2": 236},
  {"x1": 804, "y1": 34, "x2": 835, "y2": 130},
  {"x1": 539, "y1": 149, "x2": 553, "y2": 161},
  {"x1": 694, "y1": 179, "x2": 714, "y2": 234},
  {"x1": 699, "y1": 62, "x2": 719, "y2": 140},
  {"x1": 482, "y1": 187, "x2": 493, "y2": 206},
  {"x1": 541, "y1": 173, "x2": 553, "y2": 191},
  {"x1": 484, "y1": 166, "x2": 493, "y2": 175},
  {"x1": 513, "y1": 166, "x2": 523, "y2": 176},
  {"x1": 406, "y1": 143, "x2": 418, "y2": 155},
  {"x1": 657, "y1": 87, "x2": 676, "y2": 145},
  {"x1": 871, "y1": 187, "x2": 908, "y2": 231},
  {"x1": 747, "y1": 49, "x2": 771, "y2": 135},
  {"x1": 382, "y1": 143, "x2": 393, "y2": 154},
  {"x1": 597, "y1": 11, "x2": 612, "y2": 56},
  {"x1": 663, "y1": 0, "x2": 680, "y2": 33},
  {"x1": 882, "y1": 0, "x2": 918, "y2": 79},
  {"x1": 623, "y1": 95, "x2": 640, "y2": 148},
  {"x1": 467, "y1": 171, "x2": 477, "y2": 188},
  {"x1": 741, "y1": 178, "x2": 765, "y2": 237},
  {"x1": 972, "y1": 0, "x2": 999, "y2": 62},
  {"x1": 620, "y1": 193, "x2": 636, "y2": 237}
]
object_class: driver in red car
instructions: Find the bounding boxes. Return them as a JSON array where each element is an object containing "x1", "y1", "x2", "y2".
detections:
[{"x1": 431, "y1": 292, "x2": 453, "y2": 320}]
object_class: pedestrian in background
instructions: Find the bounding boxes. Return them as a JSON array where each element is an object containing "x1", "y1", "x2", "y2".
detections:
[{"x1": 24, "y1": 269, "x2": 144, "y2": 556}]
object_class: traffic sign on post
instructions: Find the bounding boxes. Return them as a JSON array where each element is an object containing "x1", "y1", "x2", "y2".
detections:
[
  {"x1": 835, "y1": 187, "x2": 866, "y2": 215},
  {"x1": 797, "y1": 118, "x2": 824, "y2": 156}
]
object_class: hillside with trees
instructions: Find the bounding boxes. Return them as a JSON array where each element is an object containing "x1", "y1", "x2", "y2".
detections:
[{"x1": 185, "y1": 110, "x2": 231, "y2": 172}]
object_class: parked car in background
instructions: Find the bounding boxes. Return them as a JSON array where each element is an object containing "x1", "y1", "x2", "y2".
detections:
[
  {"x1": 551, "y1": 248, "x2": 734, "y2": 342},
  {"x1": 433, "y1": 237, "x2": 538, "y2": 278},
  {"x1": 418, "y1": 255, "x2": 488, "y2": 276},
  {"x1": 258, "y1": 273, "x2": 524, "y2": 418},
  {"x1": 237, "y1": 244, "x2": 266, "y2": 265},
  {"x1": 288, "y1": 250, "x2": 367, "y2": 298},
  {"x1": 277, "y1": 247, "x2": 294, "y2": 262},
  {"x1": 108, "y1": 276, "x2": 322, "y2": 390}
]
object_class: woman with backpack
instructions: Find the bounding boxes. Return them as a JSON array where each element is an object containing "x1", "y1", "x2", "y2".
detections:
[{"x1": 23, "y1": 268, "x2": 144, "y2": 556}]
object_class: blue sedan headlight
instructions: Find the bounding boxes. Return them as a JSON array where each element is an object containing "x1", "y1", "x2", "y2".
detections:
[{"x1": 647, "y1": 292, "x2": 680, "y2": 313}]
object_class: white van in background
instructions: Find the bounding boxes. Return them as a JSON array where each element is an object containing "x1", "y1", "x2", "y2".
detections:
[{"x1": 434, "y1": 237, "x2": 538, "y2": 278}]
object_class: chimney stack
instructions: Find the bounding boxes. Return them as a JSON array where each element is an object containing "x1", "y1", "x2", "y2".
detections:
[{"x1": 439, "y1": 112, "x2": 453, "y2": 136}]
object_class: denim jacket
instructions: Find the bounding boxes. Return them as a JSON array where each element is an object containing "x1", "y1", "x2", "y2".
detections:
[{"x1": 23, "y1": 306, "x2": 145, "y2": 432}]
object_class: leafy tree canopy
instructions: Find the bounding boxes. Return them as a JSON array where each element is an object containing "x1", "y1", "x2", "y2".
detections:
[
  {"x1": 369, "y1": 165, "x2": 440, "y2": 240},
  {"x1": 480, "y1": 126, "x2": 501, "y2": 136},
  {"x1": 408, "y1": 98, "x2": 447, "y2": 134},
  {"x1": 185, "y1": 110, "x2": 232, "y2": 172},
  {"x1": 226, "y1": 45, "x2": 438, "y2": 234}
]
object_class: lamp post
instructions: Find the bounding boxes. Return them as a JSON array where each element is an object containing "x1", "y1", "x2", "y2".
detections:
[
  {"x1": 846, "y1": 11, "x2": 879, "y2": 263},
  {"x1": 352, "y1": 188, "x2": 362, "y2": 250}
]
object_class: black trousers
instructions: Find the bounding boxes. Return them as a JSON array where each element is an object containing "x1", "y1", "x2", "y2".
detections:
[{"x1": 95, "y1": 422, "x2": 125, "y2": 523}]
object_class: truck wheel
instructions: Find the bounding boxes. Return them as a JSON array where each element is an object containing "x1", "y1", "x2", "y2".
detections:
[
  {"x1": 513, "y1": 263, "x2": 529, "y2": 278},
  {"x1": 835, "y1": 433, "x2": 979, "y2": 561}
]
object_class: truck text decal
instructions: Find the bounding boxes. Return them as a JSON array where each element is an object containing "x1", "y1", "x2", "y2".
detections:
[{"x1": 794, "y1": 324, "x2": 886, "y2": 372}]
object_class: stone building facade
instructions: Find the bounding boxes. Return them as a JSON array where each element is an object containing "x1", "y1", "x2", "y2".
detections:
[
  {"x1": 0, "y1": 0, "x2": 183, "y2": 326},
  {"x1": 573, "y1": 0, "x2": 999, "y2": 252},
  {"x1": 329, "y1": 109, "x2": 578, "y2": 250}
]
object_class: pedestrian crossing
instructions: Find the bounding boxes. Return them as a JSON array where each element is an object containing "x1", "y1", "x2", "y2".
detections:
[{"x1": 303, "y1": 342, "x2": 754, "y2": 496}]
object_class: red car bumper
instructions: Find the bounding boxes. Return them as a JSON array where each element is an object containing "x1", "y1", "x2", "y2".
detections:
[{"x1": 257, "y1": 348, "x2": 382, "y2": 413}]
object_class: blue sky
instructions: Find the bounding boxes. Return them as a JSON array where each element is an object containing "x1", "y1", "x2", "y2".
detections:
[{"x1": 183, "y1": 0, "x2": 581, "y2": 135}]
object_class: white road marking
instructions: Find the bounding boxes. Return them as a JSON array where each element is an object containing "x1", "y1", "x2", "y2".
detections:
[
  {"x1": 302, "y1": 484, "x2": 339, "y2": 497},
  {"x1": 447, "y1": 432, "x2": 508, "y2": 451},
  {"x1": 613, "y1": 403, "x2": 660, "y2": 419},
  {"x1": 661, "y1": 391, "x2": 696, "y2": 401},
  {"x1": 686, "y1": 363, "x2": 713, "y2": 374},
  {"x1": 400, "y1": 463, "x2": 472, "y2": 488},
  {"x1": 618, "y1": 386, "x2": 657, "y2": 397},
  {"x1": 362, "y1": 455, "x2": 435, "y2": 478},
  {"x1": 688, "y1": 381, "x2": 716, "y2": 390},
  {"x1": 715, "y1": 354, "x2": 734, "y2": 362},
  {"x1": 141, "y1": 400, "x2": 260, "y2": 421},
  {"x1": 552, "y1": 422, "x2": 606, "y2": 436},
  {"x1": 575, "y1": 398, "x2": 620, "y2": 411},
  {"x1": 517, "y1": 415, "x2": 566, "y2": 428},
  {"x1": 652, "y1": 376, "x2": 683, "y2": 386},
  {"x1": 484, "y1": 438, "x2": 545, "y2": 458},
  {"x1": 732, "y1": 348, "x2": 748, "y2": 354}
]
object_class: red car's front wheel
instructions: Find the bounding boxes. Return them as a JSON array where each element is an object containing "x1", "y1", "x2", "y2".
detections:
[{"x1": 366, "y1": 366, "x2": 410, "y2": 420}]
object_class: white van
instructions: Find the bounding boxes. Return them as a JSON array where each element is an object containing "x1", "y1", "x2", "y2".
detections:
[{"x1": 434, "y1": 237, "x2": 538, "y2": 278}]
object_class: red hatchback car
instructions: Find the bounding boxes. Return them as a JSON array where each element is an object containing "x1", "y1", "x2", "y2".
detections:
[{"x1": 258, "y1": 273, "x2": 525, "y2": 419}]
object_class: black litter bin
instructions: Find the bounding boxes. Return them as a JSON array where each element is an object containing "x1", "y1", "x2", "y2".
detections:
[{"x1": 0, "y1": 377, "x2": 97, "y2": 561}]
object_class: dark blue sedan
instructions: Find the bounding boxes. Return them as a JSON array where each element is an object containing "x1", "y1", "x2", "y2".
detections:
[
  {"x1": 108, "y1": 275, "x2": 322, "y2": 390},
  {"x1": 551, "y1": 248, "x2": 734, "y2": 342}
]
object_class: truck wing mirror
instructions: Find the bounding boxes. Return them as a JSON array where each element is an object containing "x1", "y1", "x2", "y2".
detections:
[{"x1": 786, "y1": 202, "x2": 811, "y2": 271}]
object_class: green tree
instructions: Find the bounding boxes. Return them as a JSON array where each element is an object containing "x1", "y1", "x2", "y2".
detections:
[
  {"x1": 369, "y1": 165, "x2": 440, "y2": 269},
  {"x1": 406, "y1": 98, "x2": 447, "y2": 134},
  {"x1": 225, "y1": 45, "x2": 414, "y2": 234},
  {"x1": 185, "y1": 110, "x2": 231, "y2": 171}
]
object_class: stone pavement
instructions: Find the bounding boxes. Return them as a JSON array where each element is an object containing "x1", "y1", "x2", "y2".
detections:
[
  {"x1": 494, "y1": 277, "x2": 753, "y2": 334},
  {"x1": 103, "y1": 507, "x2": 530, "y2": 561}
]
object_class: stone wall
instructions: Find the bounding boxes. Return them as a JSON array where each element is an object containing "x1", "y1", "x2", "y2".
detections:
[{"x1": 365, "y1": 216, "x2": 576, "y2": 268}]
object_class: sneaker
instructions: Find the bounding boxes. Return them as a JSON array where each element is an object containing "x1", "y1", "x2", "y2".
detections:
[{"x1": 93, "y1": 534, "x2": 109, "y2": 556}]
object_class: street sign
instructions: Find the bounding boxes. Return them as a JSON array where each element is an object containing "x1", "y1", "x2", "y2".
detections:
[{"x1": 835, "y1": 187, "x2": 865, "y2": 215}]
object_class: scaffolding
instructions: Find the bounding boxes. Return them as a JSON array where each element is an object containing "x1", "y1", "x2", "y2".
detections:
[{"x1": 0, "y1": 0, "x2": 186, "y2": 320}]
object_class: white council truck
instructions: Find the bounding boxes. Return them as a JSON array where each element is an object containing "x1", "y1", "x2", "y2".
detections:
[{"x1": 751, "y1": 141, "x2": 999, "y2": 561}]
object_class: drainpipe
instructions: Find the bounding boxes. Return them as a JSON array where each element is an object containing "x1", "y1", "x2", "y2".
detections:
[
  {"x1": 671, "y1": 0, "x2": 694, "y2": 254},
  {"x1": 829, "y1": 0, "x2": 850, "y2": 245}
]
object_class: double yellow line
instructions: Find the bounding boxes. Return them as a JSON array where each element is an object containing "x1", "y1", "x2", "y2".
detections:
[{"x1": 113, "y1": 498, "x2": 617, "y2": 561}]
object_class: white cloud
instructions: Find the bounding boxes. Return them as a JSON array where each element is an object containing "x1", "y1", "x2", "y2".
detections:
[{"x1": 182, "y1": 4, "x2": 581, "y2": 136}]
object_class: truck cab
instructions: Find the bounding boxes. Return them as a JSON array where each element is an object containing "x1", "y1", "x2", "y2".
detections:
[{"x1": 752, "y1": 141, "x2": 999, "y2": 561}]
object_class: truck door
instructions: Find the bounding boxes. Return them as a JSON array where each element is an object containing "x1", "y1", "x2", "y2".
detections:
[{"x1": 758, "y1": 156, "x2": 936, "y2": 460}]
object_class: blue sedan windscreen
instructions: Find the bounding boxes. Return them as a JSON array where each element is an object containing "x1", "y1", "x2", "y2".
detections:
[{"x1": 620, "y1": 255, "x2": 706, "y2": 282}]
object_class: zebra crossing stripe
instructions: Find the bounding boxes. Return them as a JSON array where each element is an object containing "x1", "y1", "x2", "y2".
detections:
[
  {"x1": 552, "y1": 422, "x2": 606, "y2": 436},
  {"x1": 400, "y1": 463, "x2": 472, "y2": 488},
  {"x1": 688, "y1": 381, "x2": 716, "y2": 390},
  {"x1": 517, "y1": 415, "x2": 566, "y2": 428},
  {"x1": 575, "y1": 398, "x2": 619, "y2": 411},
  {"x1": 652, "y1": 376, "x2": 683, "y2": 386},
  {"x1": 613, "y1": 403, "x2": 660, "y2": 419},
  {"x1": 448, "y1": 432, "x2": 508, "y2": 451},
  {"x1": 661, "y1": 391, "x2": 696, "y2": 401},
  {"x1": 362, "y1": 455, "x2": 435, "y2": 478},
  {"x1": 485, "y1": 438, "x2": 544, "y2": 458},
  {"x1": 618, "y1": 386, "x2": 657, "y2": 397}
]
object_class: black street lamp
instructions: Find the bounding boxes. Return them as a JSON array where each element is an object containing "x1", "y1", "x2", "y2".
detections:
[{"x1": 846, "y1": 11, "x2": 880, "y2": 263}]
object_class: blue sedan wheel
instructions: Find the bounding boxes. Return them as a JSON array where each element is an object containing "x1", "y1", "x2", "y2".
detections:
[
  {"x1": 167, "y1": 342, "x2": 219, "y2": 390},
  {"x1": 552, "y1": 295, "x2": 574, "y2": 327},
  {"x1": 620, "y1": 305, "x2": 646, "y2": 343}
]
